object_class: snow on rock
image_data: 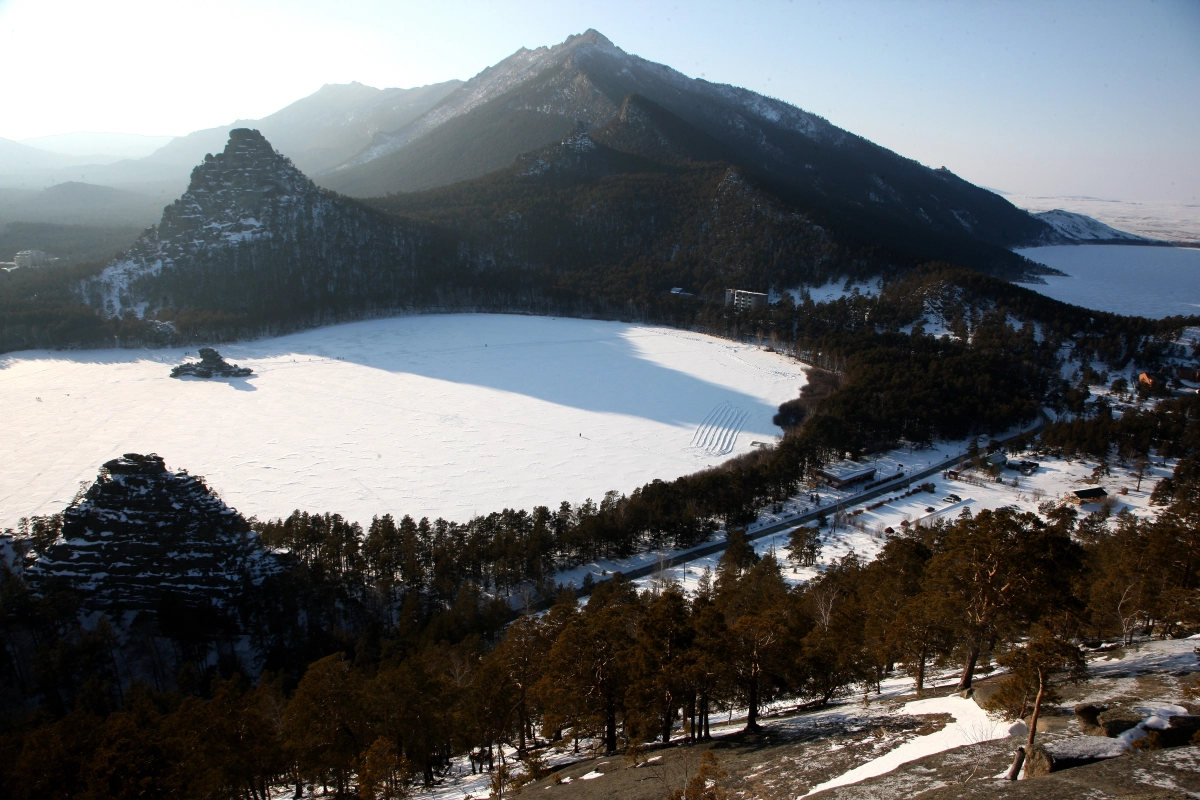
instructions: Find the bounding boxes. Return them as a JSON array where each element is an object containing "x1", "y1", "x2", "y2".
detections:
[
  {"x1": 24, "y1": 453, "x2": 282, "y2": 612},
  {"x1": 86, "y1": 128, "x2": 314, "y2": 317},
  {"x1": 1043, "y1": 735, "x2": 1129, "y2": 760},
  {"x1": 0, "y1": 314, "x2": 805, "y2": 528},
  {"x1": 802, "y1": 695, "x2": 1022, "y2": 796}
]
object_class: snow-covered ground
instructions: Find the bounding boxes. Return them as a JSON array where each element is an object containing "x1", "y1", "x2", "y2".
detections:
[
  {"x1": 800, "y1": 695, "x2": 1022, "y2": 796},
  {"x1": 0, "y1": 314, "x2": 806, "y2": 528},
  {"x1": 1032, "y1": 209, "x2": 1147, "y2": 242},
  {"x1": 616, "y1": 439, "x2": 1176, "y2": 597},
  {"x1": 787, "y1": 279, "x2": 881, "y2": 305},
  {"x1": 1016, "y1": 244, "x2": 1200, "y2": 318}
]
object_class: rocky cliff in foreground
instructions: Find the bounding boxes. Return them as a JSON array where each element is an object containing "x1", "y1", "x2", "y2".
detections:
[{"x1": 26, "y1": 453, "x2": 282, "y2": 614}]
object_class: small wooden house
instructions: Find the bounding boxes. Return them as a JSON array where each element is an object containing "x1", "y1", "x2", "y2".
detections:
[{"x1": 1071, "y1": 487, "x2": 1108, "y2": 504}]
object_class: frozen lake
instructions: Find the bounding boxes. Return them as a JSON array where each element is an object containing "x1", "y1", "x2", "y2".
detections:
[
  {"x1": 0, "y1": 314, "x2": 805, "y2": 527},
  {"x1": 1016, "y1": 244, "x2": 1200, "y2": 318}
]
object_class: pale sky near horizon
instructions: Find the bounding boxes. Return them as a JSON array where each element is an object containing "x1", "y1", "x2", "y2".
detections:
[{"x1": 0, "y1": 0, "x2": 1196, "y2": 204}]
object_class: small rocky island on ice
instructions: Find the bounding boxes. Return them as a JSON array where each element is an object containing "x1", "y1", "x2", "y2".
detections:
[{"x1": 170, "y1": 347, "x2": 253, "y2": 379}]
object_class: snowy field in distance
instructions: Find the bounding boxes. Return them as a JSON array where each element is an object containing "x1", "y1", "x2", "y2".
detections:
[
  {"x1": 1016, "y1": 244, "x2": 1200, "y2": 318},
  {"x1": 1002, "y1": 192, "x2": 1200, "y2": 244},
  {"x1": 0, "y1": 314, "x2": 806, "y2": 527}
]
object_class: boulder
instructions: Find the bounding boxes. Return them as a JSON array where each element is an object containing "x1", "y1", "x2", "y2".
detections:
[
  {"x1": 1024, "y1": 736, "x2": 1128, "y2": 777},
  {"x1": 966, "y1": 679, "x2": 1004, "y2": 708},
  {"x1": 1022, "y1": 713, "x2": 1054, "y2": 734},
  {"x1": 1096, "y1": 707, "x2": 1144, "y2": 737}
]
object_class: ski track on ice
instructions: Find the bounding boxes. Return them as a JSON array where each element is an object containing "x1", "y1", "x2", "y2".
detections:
[{"x1": 691, "y1": 402, "x2": 749, "y2": 456}]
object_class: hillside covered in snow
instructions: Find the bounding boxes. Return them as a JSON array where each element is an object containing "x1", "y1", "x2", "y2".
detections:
[{"x1": 1032, "y1": 209, "x2": 1149, "y2": 243}]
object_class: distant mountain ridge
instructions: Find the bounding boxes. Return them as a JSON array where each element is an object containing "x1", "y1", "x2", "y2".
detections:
[
  {"x1": 0, "y1": 81, "x2": 461, "y2": 196},
  {"x1": 143, "y1": 80, "x2": 463, "y2": 178}
]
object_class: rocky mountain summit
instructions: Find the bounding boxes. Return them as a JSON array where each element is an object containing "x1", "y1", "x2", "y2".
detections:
[
  {"x1": 25, "y1": 453, "x2": 281, "y2": 613},
  {"x1": 170, "y1": 347, "x2": 252, "y2": 378},
  {"x1": 82, "y1": 128, "x2": 438, "y2": 321}
]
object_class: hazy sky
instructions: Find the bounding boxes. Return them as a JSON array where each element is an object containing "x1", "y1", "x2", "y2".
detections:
[{"x1": 1, "y1": 0, "x2": 1196, "y2": 203}]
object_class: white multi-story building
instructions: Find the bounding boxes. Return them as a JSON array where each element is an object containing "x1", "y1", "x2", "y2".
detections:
[
  {"x1": 14, "y1": 249, "x2": 47, "y2": 268},
  {"x1": 724, "y1": 288, "x2": 768, "y2": 311}
]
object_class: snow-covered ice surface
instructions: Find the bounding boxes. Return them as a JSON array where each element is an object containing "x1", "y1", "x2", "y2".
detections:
[
  {"x1": 1015, "y1": 244, "x2": 1200, "y2": 318},
  {"x1": 0, "y1": 314, "x2": 806, "y2": 527}
]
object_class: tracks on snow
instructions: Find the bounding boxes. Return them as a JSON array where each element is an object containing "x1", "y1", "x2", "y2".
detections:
[{"x1": 691, "y1": 402, "x2": 749, "y2": 457}]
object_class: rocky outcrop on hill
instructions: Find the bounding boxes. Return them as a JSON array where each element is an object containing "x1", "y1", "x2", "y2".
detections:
[
  {"x1": 82, "y1": 128, "x2": 446, "y2": 322},
  {"x1": 170, "y1": 347, "x2": 252, "y2": 378},
  {"x1": 25, "y1": 453, "x2": 281, "y2": 613}
]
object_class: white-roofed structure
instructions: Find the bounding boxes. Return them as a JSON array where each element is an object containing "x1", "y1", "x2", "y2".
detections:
[{"x1": 816, "y1": 461, "x2": 876, "y2": 489}]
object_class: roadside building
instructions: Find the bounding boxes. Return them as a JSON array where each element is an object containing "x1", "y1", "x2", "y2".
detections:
[
  {"x1": 815, "y1": 461, "x2": 876, "y2": 490},
  {"x1": 1176, "y1": 366, "x2": 1200, "y2": 383}
]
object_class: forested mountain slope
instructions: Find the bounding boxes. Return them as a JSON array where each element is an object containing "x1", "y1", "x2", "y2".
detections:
[
  {"x1": 372, "y1": 93, "x2": 1049, "y2": 283},
  {"x1": 324, "y1": 30, "x2": 1056, "y2": 258}
]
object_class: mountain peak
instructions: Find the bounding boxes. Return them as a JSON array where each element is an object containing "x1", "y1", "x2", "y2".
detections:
[
  {"x1": 222, "y1": 127, "x2": 276, "y2": 158},
  {"x1": 82, "y1": 129, "x2": 436, "y2": 321},
  {"x1": 564, "y1": 28, "x2": 615, "y2": 50},
  {"x1": 87, "y1": 129, "x2": 316, "y2": 316}
]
